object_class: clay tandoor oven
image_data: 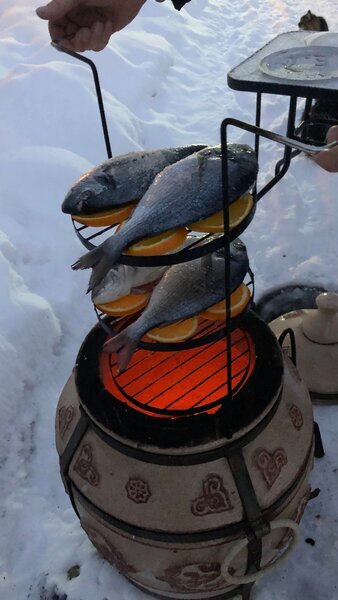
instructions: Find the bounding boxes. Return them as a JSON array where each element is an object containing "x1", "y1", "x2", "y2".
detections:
[{"x1": 56, "y1": 310, "x2": 314, "y2": 600}]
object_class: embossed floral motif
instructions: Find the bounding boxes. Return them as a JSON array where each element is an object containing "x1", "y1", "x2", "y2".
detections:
[
  {"x1": 157, "y1": 562, "x2": 225, "y2": 592},
  {"x1": 83, "y1": 524, "x2": 136, "y2": 575},
  {"x1": 126, "y1": 478, "x2": 151, "y2": 503},
  {"x1": 191, "y1": 474, "x2": 233, "y2": 516},
  {"x1": 289, "y1": 404, "x2": 304, "y2": 431},
  {"x1": 73, "y1": 443, "x2": 100, "y2": 486},
  {"x1": 58, "y1": 405, "x2": 75, "y2": 439},
  {"x1": 253, "y1": 448, "x2": 287, "y2": 489}
]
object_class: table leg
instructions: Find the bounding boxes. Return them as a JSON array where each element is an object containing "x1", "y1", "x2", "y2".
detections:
[
  {"x1": 257, "y1": 96, "x2": 298, "y2": 200},
  {"x1": 255, "y1": 93, "x2": 262, "y2": 160},
  {"x1": 295, "y1": 97, "x2": 313, "y2": 139}
]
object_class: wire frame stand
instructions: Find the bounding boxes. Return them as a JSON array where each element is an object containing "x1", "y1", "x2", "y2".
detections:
[{"x1": 53, "y1": 44, "x2": 331, "y2": 600}]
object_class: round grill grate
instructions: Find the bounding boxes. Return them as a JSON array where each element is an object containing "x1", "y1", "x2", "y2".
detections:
[{"x1": 100, "y1": 322, "x2": 256, "y2": 417}]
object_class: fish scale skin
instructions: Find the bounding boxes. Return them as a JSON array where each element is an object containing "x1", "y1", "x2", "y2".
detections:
[
  {"x1": 91, "y1": 234, "x2": 206, "y2": 303},
  {"x1": 103, "y1": 240, "x2": 249, "y2": 370},
  {"x1": 62, "y1": 144, "x2": 207, "y2": 215},
  {"x1": 72, "y1": 144, "x2": 257, "y2": 290},
  {"x1": 126, "y1": 240, "x2": 249, "y2": 342}
]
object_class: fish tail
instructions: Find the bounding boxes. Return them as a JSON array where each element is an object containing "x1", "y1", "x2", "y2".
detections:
[
  {"x1": 103, "y1": 327, "x2": 139, "y2": 373},
  {"x1": 72, "y1": 242, "x2": 118, "y2": 292},
  {"x1": 72, "y1": 246, "x2": 101, "y2": 271},
  {"x1": 72, "y1": 229, "x2": 135, "y2": 291}
]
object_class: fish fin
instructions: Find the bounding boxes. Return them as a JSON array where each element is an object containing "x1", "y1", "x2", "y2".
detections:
[
  {"x1": 72, "y1": 246, "x2": 111, "y2": 291},
  {"x1": 87, "y1": 260, "x2": 112, "y2": 292},
  {"x1": 72, "y1": 246, "x2": 102, "y2": 271},
  {"x1": 131, "y1": 281, "x2": 157, "y2": 294},
  {"x1": 103, "y1": 329, "x2": 139, "y2": 373}
]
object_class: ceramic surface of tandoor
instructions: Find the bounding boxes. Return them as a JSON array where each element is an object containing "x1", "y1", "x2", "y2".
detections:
[
  {"x1": 55, "y1": 353, "x2": 314, "y2": 599},
  {"x1": 72, "y1": 472, "x2": 312, "y2": 599}
]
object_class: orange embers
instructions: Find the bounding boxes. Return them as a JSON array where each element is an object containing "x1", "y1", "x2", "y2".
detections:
[{"x1": 100, "y1": 321, "x2": 256, "y2": 418}]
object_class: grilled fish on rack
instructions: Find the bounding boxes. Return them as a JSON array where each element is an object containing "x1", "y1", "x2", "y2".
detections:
[
  {"x1": 103, "y1": 239, "x2": 249, "y2": 372},
  {"x1": 62, "y1": 144, "x2": 207, "y2": 216},
  {"x1": 72, "y1": 144, "x2": 258, "y2": 291},
  {"x1": 91, "y1": 234, "x2": 206, "y2": 304}
]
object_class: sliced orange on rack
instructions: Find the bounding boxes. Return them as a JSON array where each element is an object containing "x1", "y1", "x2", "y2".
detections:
[
  {"x1": 72, "y1": 202, "x2": 137, "y2": 227},
  {"x1": 189, "y1": 193, "x2": 254, "y2": 233},
  {"x1": 126, "y1": 227, "x2": 188, "y2": 256},
  {"x1": 94, "y1": 292, "x2": 150, "y2": 316},
  {"x1": 146, "y1": 316, "x2": 199, "y2": 343},
  {"x1": 200, "y1": 284, "x2": 251, "y2": 321}
]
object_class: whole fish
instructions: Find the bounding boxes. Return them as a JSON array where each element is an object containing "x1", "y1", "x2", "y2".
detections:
[
  {"x1": 62, "y1": 144, "x2": 207, "y2": 216},
  {"x1": 72, "y1": 144, "x2": 258, "y2": 290},
  {"x1": 91, "y1": 234, "x2": 205, "y2": 304},
  {"x1": 103, "y1": 239, "x2": 249, "y2": 372}
]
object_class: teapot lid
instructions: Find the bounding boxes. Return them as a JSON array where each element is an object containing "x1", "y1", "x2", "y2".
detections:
[{"x1": 301, "y1": 292, "x2": 338, "y2": 344}]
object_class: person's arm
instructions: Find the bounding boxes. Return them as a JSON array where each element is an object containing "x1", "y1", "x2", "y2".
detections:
[{"x1": 36, "y1": 0, "x2": 192, "y2": 52}]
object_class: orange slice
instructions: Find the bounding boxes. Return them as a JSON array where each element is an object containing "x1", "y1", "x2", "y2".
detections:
[
  {"x1": 95, "y1": 292, "x2": 150, "y2": 316},
  {"x1": 200, "y1": 284, "x2": 251, "y2": 321},
  {"x1": 126, "y1": 227, "x2": 188, "y2": 256},
  {"x1": 189, "y1": 193, "x2": 254, "y2": 233},
  {"x1": 146, "y1": 316, "x2": 199, "y2": 342},
  {"x1": 72, "y1": 202, "x2": 137, "y2": 227}
]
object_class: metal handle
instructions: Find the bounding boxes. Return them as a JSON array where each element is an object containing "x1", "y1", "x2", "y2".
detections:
[
  {"x1": 51, "y1": 42, "x2": 112, "y2": 159},
  {"x1": 221, "y1": 518, "x2": 299, "y2": 585},
  {"x1": 278, "y1": 327, "x2": 297, "y2": 366},
  {"x1": 222, "y1": 117, "x2": 338, "y2": 155}
]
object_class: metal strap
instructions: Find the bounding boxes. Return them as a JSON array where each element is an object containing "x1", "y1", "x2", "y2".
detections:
[
  {"x1": 314, "y1": 421, "x2": 325, "y2": 458},
  {"x1": 68, "y1": 440, "x2": 310, "y2": 545},
  {"x1": 59, "y1": 412, "x2": 89, "y2": 517},
  {"x1": 78, "y1": 388, "x2": 282, "y2": 466},
  {"x1": 278, "y1": 327, "x2": 297, "y2": 366},
  {"x1": 228, "y1": 450, "x2": 270, "y2": 579}
]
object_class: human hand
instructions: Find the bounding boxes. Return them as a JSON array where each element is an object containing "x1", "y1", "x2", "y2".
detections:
[
  {"x1": 311, "y1": 125, "x2": 338, "y2": 173},
  {"x1": 36, "y1": 0, "x2": 147, "y2": 52}
]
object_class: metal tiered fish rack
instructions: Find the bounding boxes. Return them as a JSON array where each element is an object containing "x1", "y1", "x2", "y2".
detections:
[{"x1": 53, "y1": 43, "x2": 331, "y2": 600}]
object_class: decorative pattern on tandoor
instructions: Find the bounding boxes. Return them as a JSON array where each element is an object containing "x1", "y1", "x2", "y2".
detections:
[
  {"x1": 289, "y1": 404, "x2": 304, "y2": 431},
  {"x1": 157, "y1": 562, "x2": 225, "y2": 592},
  {"x1": 191, "y1": 474, "x2": 233, "y2": 516},
  {"x1": 126, "y1": 478, "x2": 151, "y2": 503},
  {"x1": 73, "y1": 443, "x2": 100, "y2": 486},
  {"x1": 253, "y1": 448, "x2": 287, "y2": 488},
  {"x1": 58, "y1": 405, "x2": 75, "y2": 439},
  {"x1": 83, "y1": 524, "x2": 137, "y2": 575}
]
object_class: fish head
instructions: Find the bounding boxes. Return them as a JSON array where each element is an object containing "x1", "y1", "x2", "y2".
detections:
[
  {"x1": 61, "y1": 173, "x2": 115, "y2": 216},
  {"x1": 91, "y1": 265, "x2": 129, "y2": 304}
]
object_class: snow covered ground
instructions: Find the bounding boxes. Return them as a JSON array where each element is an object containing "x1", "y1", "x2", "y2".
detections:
[{"x1": 0, "y1": 1, "x2": 337, "y2": 599}]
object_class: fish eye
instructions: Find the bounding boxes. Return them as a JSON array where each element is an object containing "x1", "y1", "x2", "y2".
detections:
[{"x1": 81, "y1": 190, "x2": 92, "y2": 201}]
